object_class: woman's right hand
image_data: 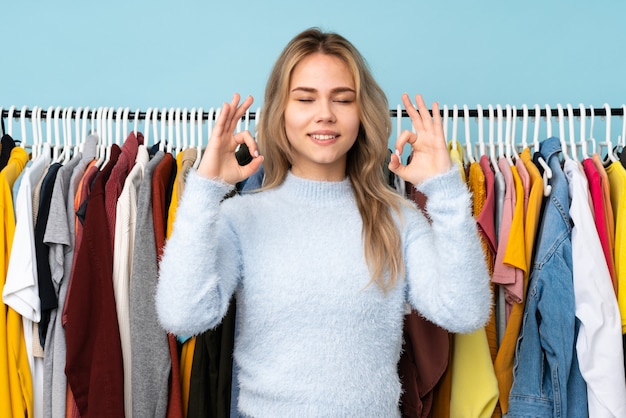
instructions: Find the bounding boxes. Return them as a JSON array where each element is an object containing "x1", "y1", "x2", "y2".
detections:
[{"x1": 197, "y1": 93, "x2": 264, "y2": 185}]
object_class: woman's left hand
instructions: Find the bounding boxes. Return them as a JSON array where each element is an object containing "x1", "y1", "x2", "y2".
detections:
[{"x1": 388, "y1": 93, "x2": 453, "y2": 185}]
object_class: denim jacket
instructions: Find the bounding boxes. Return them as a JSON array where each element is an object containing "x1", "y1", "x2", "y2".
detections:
[{"x1": 507, "y1": 137, "x2": 588, "y2": 417}]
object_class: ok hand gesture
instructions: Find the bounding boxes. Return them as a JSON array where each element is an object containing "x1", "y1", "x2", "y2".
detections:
[
  {"x1": 388, "y1": 94, "x2": 452, "y2": 185},
  {"x1": 197, "y1": 93, "x2": 264, "y2": 185}
]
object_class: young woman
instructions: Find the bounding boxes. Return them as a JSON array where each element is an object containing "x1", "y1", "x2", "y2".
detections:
[{"x1": 156, "y1": 28, "x2": 491, "y2": 417}]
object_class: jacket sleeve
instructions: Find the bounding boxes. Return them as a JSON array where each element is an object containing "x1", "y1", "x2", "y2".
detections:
[
  {"x1": 156, "y1": 170, "x2": 241, "y2": 336},
  {"x1": 404, "y1": 167, "x2": 492, "y2": 334}
]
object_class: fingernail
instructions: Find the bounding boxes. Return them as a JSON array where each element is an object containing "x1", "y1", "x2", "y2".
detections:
[
  {"x1": 253, "y1": 150, "x2": 259, "y2": 158},
  {"x1": 395, "y1": 149, "x2": 401, "y2": 157}
]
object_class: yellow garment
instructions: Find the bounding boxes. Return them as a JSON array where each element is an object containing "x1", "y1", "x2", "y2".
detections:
[
  {"x1": 449, "y1": 161, "x2": 499, "y2": 418},
  {"x1": 448, "y1": 141, "x2": 466, "y2": 182},
  {"x1": 605, "y1": 160, "x2": 626, "y2": 332},
  {"x1": 1, "y1": 147, "x2": 31, "y2": 417},
  {"x1": 450, "y1": 330, "x2": 499, "y2": 417}
]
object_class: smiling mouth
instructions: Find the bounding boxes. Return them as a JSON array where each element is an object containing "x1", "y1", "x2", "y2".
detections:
[{"x1": 310, "y1": 134, "x2": 338, "y2": 141}]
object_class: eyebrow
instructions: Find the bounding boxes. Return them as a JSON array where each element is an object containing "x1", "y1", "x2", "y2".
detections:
[{"x1": 290, "y1": 87, "x2": 356, "y2": 94}]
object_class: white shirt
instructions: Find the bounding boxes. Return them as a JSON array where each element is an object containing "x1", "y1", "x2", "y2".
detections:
[{"x1": 564, "y1": 158, "x2": 626, "y2": 417}]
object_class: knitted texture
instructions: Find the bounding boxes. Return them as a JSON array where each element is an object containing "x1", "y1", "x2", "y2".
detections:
[{"x1": 157, "y1": 168, "x2": 491, "y2": 417}]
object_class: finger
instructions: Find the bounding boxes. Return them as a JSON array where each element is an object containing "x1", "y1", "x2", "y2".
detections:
[
  {"x1": 392, "y1": 130, "x2": 417, "y2": 155},
  {"x1": 228, "y1": 95, "x2": 254, "y2": 133},
  {"x1": 387, "y1": 151, "x2": 409, "y2": 179},
  {"x1": 239, "y1": 154, "x2": 264, "y2": 179},
  {"x1": 210, "y1": 102, "x2": 233, "y2": 141},
  {"x1": 402, "y1": 93, "x2": 424, "y2": 133},
  {"x1": 414, "y1": 94, "x2": 433, "y2": 130},
  {"x1": 387, "y1": 151, "x2": 402, "y2": 172},
  {"x1": 430, "y1": 101, "x2": 445, "y2": 139},
  {"x1": 234, "y1": 131, "x2": 260, "y2": 157}
]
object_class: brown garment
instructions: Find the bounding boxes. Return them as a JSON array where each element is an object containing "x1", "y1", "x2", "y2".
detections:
[
  {"x1": 64, "y1": 146, "x2": 124, "y2": 417},
  {"x1": 399, "y1": 179, "x2": 450, "y2": 418},
  {"x1": 399, "y1": 311, "x2": 450, "y2": 418}
]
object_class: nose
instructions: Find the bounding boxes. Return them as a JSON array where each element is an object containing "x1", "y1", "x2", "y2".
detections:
[{"x1": 315, "y1": 100, "x2": 336, "y2": 123}]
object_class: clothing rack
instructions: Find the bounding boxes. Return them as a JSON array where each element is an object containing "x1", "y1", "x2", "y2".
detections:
[{"x1": 2, "y1": 106, "x2": 626, "y2": 120}]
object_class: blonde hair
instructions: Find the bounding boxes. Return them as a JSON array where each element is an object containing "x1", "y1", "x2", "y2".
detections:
[{"x1": 257, "y1": 28, "x2": 406, "y2": 290}]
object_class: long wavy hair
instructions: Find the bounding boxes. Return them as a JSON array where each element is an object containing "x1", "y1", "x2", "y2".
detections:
[{"x1": 257, "y1": 28, "x2": 406, "y2": 290}]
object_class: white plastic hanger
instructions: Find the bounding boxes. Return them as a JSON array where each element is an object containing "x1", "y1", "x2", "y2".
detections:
[
  {"x1": 442, "y1": 104, "x2": 449, "y2": 144},
  {"x1": 94, "y1": 107, "x2": 106, "y2": 168},
  {"x1": 115, "y1": 107, "x2": 123, "y2": 145},
  {"x1": 463, "y1": 104, "x2": 474, "y2": 163},
  {"x1": 152, "y1": 108, "x2": 160, "y2": 152},
  {"x1": 46, "y1": 106, "x2": 55, "y2": 155},
  {"x1": 133, "y1": 108, "x2": 140, "y2": 137},
  {"x1": 587, "y1": 105, "x2": 598, "y2": 156},
  {"x1": 182, "y1": 108, "x2": 189, "y2": 150},
  {"x1": 476, "y1": 104, "x2": 486, "y2": 158},
  {"x1": 189, "y1": 108, "x2": 196, "y2": 152},
  {"x1": 603, "y1": 103, "x2": 618, "y2": 163},
  {"x1": 104, "y1": 106, "x2": 114, "y2": 166},
  {"x1": 496, "y1": 104, "x2": 505, "y2": 161},
  {"x1": 60, "y1": 107, "x2": 73, "y2": 164},
  {"x1": 532, "y1": 104, "x2": 552, "y2": 196},
  {"x1": 159, "y1": 107, "x2": 167, "y2": 153},
  {"x1": 451, "y1": 104, "x2": 459, "y2": 151},
  {"x1": 52, "y1": 106, "x2": 62, "y2": 161},
  {"x1": 7, "y1": 105, "x2": 16, "y2": 137},
  {"x1": 167, "y1": 107, "x2": 175, "y2": 155},
  {"x1": 144, "y1": 108, "x2": 153, "y2": 146},
  {"x1": 488, "y1": 104, "x2": 500, "y2": 173},
  {"x1": 578, "y1": 104, "x2": 588, "y2": 159},
  {"x1": 544, "y1": 104, "x2": 553, "y2": 139},
  {"x1": 521, "y1": 104, "x2": 529, "y2": 150},
  {"x1": 79, "y1": 107, "x2": 90, "y2": 154},
  {"x1": 20, "y1": 105, "x2": 28, "y2": 149},
  {"x1": 620, "y1": 104, "x2": 626, "y2": 150},
  {"x1": 254, "y1": 107, "x2": 262, "y2": 136},
  {"x1": 193, "y1": 107, "x2": 205, "y2": 169},
  {"x1": 30, "y1": 106, "x2": 39, "y2": 159},
  {"x1": 566, "y1": 104, "x2": 578, "y2": 161},
  {"x1": 173, "y1": 108, "x2": 181, "y2": 155},
  {"x1": 505, "y1": 104, "x2": 516, "y2": 164},
  {"x1": 556, "y1": 104, "x2": 570, "y2": 160},
  {"x1": 122, "y1": 107, "x2": 130, "y2": 140}
]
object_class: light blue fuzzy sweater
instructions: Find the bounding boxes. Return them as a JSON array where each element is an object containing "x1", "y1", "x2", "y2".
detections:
[{"x1": 156, "y1": 168, "x2": 491, "y2": 417}]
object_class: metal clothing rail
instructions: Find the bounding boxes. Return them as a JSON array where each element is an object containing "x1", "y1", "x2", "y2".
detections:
[{"x1": 1, "y1": 106, "x2": 626, "y2": 120}]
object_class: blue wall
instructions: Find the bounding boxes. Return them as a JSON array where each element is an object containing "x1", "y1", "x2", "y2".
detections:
[{"x1": 2, "y1": 0, "x2": 626, "y2": 150}]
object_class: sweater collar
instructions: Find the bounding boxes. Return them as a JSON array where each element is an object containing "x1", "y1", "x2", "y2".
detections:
[{"x1": 280, "y1": 171, "x2": 354, "y2": 204}]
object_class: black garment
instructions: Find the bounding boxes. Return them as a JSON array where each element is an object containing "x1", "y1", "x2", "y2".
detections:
[
  {"x1": 33, "y1": 162, "x2": 63, "y2": 347},
  {"x1": 0, "y1": 134, "x2": 16, "y2": 171},
  {"x1": 187, "y1": 299, "x2": 236, "y2": 418}
]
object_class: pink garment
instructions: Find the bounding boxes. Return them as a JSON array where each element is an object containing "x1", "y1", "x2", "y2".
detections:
[
  {"x1": 492, "y1": 158, "x2": 524, "y2": 319},
  {"x1": 583, "y1": 158, "x2": 617, "y2": 294},
  {"x1": 478, "y1": 155, "x2": 497, "y2": 258},
  {"x1": 515, "y1": 158, "x2": 530, "y2": 216}
]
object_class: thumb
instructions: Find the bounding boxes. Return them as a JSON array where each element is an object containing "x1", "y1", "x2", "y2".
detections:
[{"x1": 240, "y1": 155, "x2": 264, "y2": 180}]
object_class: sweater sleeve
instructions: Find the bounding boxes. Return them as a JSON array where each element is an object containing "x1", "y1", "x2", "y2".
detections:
[
  {"x1": 156, "y1": 170, "x2": 241, "y2": 336},
  {"x1": 404, "y1": 167, "x2": 492, "y2": 334}
]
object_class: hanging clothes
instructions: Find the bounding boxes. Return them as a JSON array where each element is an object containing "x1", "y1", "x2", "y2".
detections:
[
  {"x1": 130, "y1": 150, "x2": 170, "y2": 418},
  {"x1": 508, "y1": 137, "x2": 587, "y2": 417},
  {"x1": 64, "y1": 145, "x2": 125, "y2": 417},
  {"x1": 0, "y1": 146, "x2": 31, "y2": 417}
]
